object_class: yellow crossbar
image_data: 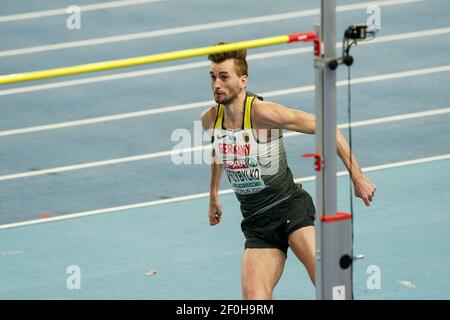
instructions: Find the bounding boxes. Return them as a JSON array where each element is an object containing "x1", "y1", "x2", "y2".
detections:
[{"x1": 0, "y1": 32, "x2": 316, "y2": 85}]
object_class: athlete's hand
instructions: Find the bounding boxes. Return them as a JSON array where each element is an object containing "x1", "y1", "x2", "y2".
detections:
[
  {"x1": 353, "y1": 174, "x2": 376, "y2": 207},
  {"x1": 208, "y1": 197, "x2": 223, "y2": 226}
]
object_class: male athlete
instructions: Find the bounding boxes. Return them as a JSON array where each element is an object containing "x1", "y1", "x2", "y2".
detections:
[{"x1": 200, "y1": 44, "x2": 376, "y2": 300}]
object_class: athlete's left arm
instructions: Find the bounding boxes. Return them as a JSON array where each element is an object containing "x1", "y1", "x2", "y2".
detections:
[
  {"x1": 252, "y1": 100, "x2": 376, "y2": 206},
  {"x1": 252, "y1": 100, "x2": 316, "y2": 134}
]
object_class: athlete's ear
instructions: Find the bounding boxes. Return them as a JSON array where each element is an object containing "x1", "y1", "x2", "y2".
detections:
[{"x1": 240, "y1": 75, "x2": 248, "y2": 89}]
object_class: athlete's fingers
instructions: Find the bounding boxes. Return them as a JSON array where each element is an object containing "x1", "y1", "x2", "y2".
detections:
[
  {"x1": 209, "y1": 212, "x2": 221, "y2": 226},
  {"x1": 209, "y1": 213, "x2": 216, "y2": 225},
  {"x1": 363, "y1": 196, "x2": 371, "y2": 207}
]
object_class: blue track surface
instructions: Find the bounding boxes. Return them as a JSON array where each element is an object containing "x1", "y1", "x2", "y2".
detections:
[{"x1": 0, "y1": 0, "x2": 449, "y2": 299}]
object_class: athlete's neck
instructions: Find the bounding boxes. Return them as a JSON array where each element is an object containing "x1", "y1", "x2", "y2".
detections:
[{"x1": 223, "y1": 90, "x2": 246, "y2": 129}]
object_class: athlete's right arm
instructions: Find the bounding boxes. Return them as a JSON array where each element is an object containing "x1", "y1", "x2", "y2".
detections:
[
  {"x1": 209, "y1": 151, "x2": 224, "y2": 226},
  {"x1": 201, "y1": 107, "x2": 224, "y2": 226}
]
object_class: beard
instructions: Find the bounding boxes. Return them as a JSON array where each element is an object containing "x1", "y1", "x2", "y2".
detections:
[{"x1": 214, "y1": 89, "x2": 240, "y2": 105}]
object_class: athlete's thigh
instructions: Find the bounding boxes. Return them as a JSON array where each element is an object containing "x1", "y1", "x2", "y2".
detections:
[
  {"x1": 241, "y1": 248, "x2": 286, "y2": 293},
  {"x1": 288, "y1": 226, "x2": 315, "y2": 282}
]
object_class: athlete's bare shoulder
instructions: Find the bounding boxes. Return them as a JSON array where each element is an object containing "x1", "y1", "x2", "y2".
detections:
[
  {"x1": 253, "y1": 99, "x2": 281, "y2": 111},
  {"x1": 200, "y1": 105, "x2": 219, "y2": 131},
  {"x1": 251, "y1": 98, "x2": 286, "y2": 128}
]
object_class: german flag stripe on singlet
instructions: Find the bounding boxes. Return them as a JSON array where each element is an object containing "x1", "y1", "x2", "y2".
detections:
[{"x1": 214, "y1": 95, "x2": 256, "y2": 130}]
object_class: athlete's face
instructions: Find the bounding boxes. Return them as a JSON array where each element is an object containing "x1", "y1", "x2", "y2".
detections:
[{"x1": 210, "y1": 59, "x2": 247, "y2": 104}]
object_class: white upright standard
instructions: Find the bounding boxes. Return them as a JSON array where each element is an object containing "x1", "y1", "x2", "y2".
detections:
[{"x1": 314, "y1": 0, "x2": 353, "y2": 300}]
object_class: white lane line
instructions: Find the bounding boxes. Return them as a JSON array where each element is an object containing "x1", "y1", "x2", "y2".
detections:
[
  {"x1": 0, "y1": 146, "x2": 205, "y2": 182},
  {"x1": 0, "y1": 145, "x2": 204, "y2": 181},
  {"x1": 1, "y1": 25, "x2": 449, "y2": 97},
  {"x1": 0, "y1": 107, "x2": 448, "y2": 181},
  {"x1": 0, "y1": 0, "x2": 424, "y2": 57},
  {"x1": 1, "y1": 62, "x2": 450, "y2": 137},
  {"x1": 369, "y1": 26, "x2": 450, "y2": 44},
  {"x1": 0, "y1": 100, "x2": 214, "y2": 137},
  {"x1": 0, "y1": 153, "x2": 448, "y2": 230},
  {"x1": 0, "y1": 0, "x2": 166, "y2": 23},
  {"x1": 283, "y1": 107, "x2": 450, "y2": 138},
  {"x1": 345, "y1": 65, "x2": 450, "y2": 86}
]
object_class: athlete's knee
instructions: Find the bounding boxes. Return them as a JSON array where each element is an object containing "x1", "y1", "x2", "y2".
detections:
[{"x1": 242, "y1": 286, "x2": 273, "y2": 300}]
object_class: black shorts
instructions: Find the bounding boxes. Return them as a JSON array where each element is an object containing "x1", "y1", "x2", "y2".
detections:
[{"x1": 240, "y1": 185, "x2": 316, "y2": 256}]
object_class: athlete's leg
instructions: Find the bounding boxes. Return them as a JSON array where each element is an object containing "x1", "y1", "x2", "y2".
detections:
[
  {"x1": 288, "y1": 226, "x2": 316, "y2": 285},
  {"x1": 241, "y1": 248, "x2": 286, "y2": 300}
]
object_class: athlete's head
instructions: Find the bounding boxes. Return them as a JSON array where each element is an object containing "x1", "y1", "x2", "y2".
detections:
[{"x1": 208, "y1": 42, "x2": 248, "y2": 105}]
